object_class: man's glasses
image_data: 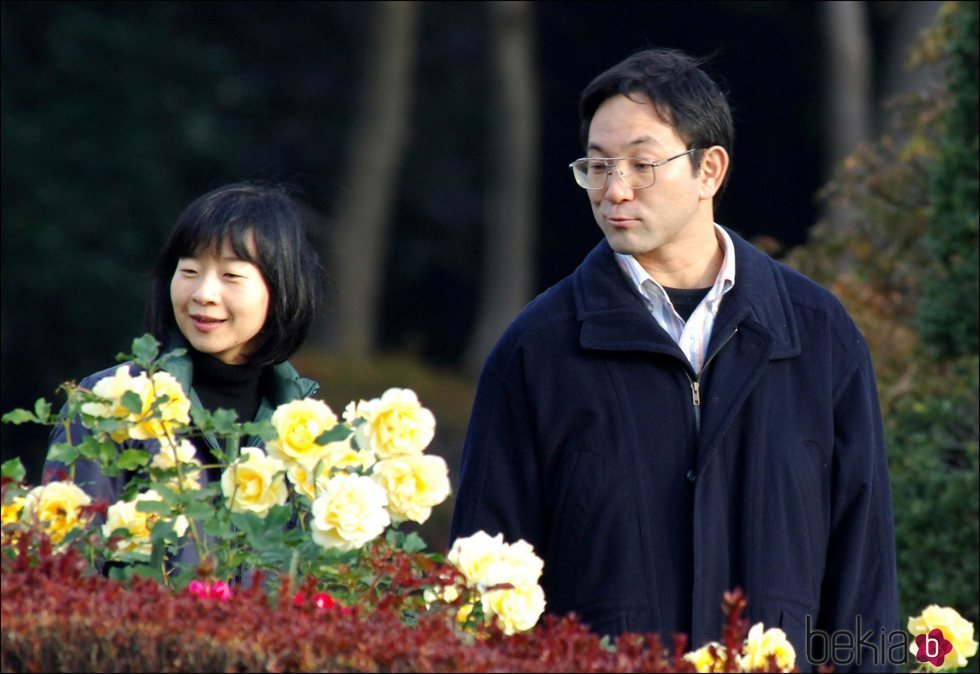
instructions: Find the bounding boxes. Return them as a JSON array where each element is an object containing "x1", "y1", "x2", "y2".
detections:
[{"x1": 568, "y1": 148, "x2": 701, "y2": 190}]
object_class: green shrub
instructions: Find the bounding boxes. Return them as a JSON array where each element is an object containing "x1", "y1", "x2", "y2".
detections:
[{"x1": 785, "y1": 0, "x2": 979, "y2": 653}]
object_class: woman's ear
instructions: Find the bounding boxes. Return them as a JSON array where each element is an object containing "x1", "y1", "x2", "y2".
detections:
[{"x1": 698, "y1": 146, "x2": 730, "y2": 201}]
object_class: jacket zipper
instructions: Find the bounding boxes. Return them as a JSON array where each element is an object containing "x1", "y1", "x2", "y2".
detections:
[{"x1": 686, "y1": 327, "x2": 739, "y2": 435}]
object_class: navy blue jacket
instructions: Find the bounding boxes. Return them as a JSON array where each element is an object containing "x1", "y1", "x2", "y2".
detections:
[{"x1": 450, "y1": 231, "x2": 899, "y2": 672}]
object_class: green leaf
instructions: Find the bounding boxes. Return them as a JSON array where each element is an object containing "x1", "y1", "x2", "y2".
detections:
[
  {"x1": 156, "y1": 347, "x2": 187, "y2": 368},
  {"x1": 230, "y1": 511, "x2": 266, "y2": 540},
  {"x1": 131, "y1": 333, "x2": 161, "y2": 364},
  {"x1": 400, "y1": 531, "x2": 428, "y2": 554},
  {"x1": 150, "y1": 518, "x2": 176, "y2": 543},
  {"x1": 121, "y1": 390, "x2": 143, "y2": 415},
  {"x1": 262, "y1": 504, "x2": 292, "y2": 529},
  {"x1": 136, "y1": 500, "x2": 172, "y2": 516},
  {"x1": 242, "y1": 420, "x2": 277, "y2": 443},
  {"x1": 48, "y1": 442, "x2": 78, "y2": 465},
  {"x1": 210, "y1": 408, "x2": 239, "y2": 434},
  {"x1": 183, "y1": 500, "x2": 215, "y2": 519},
  {"x1": 1, "y1": 458, "x2": 27, "y2": 482},
  {"x1": 117, "y1": 449, "x2": 151, "y2": 471},
  {"x1": 33, "y1": 399, "x2": 53, "y2": 422},
  {"x1": 78, "y1": 435, "x2": 115, "y2": 462},
  {"x1": 202, "y1": 517, "x2": 231, "y2": 537},
  {"x1": 315, "y1": 424, "x2": 353, "y2": 445},
  {"x1": 190, "y1": 405, "x2": 212, "y2": 428},
  {"x1": 1, "y1": 408, "x2": 39, "y2": 425}
]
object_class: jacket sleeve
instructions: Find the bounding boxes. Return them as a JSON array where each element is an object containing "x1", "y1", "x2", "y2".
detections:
[
  {"x1": 449, "y1": 348, "x2": 549, "y2": 555},
  {"x1": 818, "y1": 343, "x2": 900, "y2": 670},
  {"x1": 46, "y1": 409, "x2": 128, "y2": 504}
]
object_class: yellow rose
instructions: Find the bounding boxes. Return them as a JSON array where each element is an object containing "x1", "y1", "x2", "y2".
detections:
[
  {"x1": 343, "y1": 400, "x2": 374, "y2": 451},
  {"x1": 129, "y1": 371, "x2": 191, "y2": 441},
  {"x1": 267, "y1": 398, "x2": 339, "y2": 466},
  {"x1": 372, "y1": 454, "x2": 451, "y2": 524},
  {"x1": 448, "y1": 531, "x2": 544, "y2": 593},
  {"x1": 359, "y1": 388, "x2": 435, "y2": 459},
  {"x1": 310, "y1": 473, "x2": 390, "y2": 551},
  {"x1": 480, "y1": 582, "x2": 546, "y2": 635},
  {"x1": 498, "y1": 538, "x2": 545, "y2": 589},
  {"x1": 423, "y1": 583, "x2": 461, "y2": 607},
  {"x1": 908, "y1": 605, "x2": 979, "y2": 671},
  {"x1": 683, "y1": 643, "x2": 728, "y2": 673},
  {"x1": 150, "y1": 439, "x2": 202, "y2": 491},
  {"x1": 1, "y1": 497, "x2": 26, "y2": 545},
  {"x1": 102, "y1": 489, "x2": 189, "y2": 556},
  {"x1": 81, "y1": 366, "x2": 150, "y2": 442},
  {"x1": 286, "y1": 437, "x2": 375, "y2": 500},
  {"x1": 740, "y1": 623, "x2": 796, "y2": 673},
  {"x1": 1, "y1": 497, "x2": 24, "y2": 525},
  {"x1": 448, "y1": 530, "x2": 508, "y2": 589},
  {"x1": 21, "y1": 481, "x2": 92, "y2": 544},
  {"x1": 221, "y1": 447, "x2": 288, "y2": 518}
]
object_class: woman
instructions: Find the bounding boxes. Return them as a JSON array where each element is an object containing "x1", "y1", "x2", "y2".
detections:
[{"x1": 45, "y1": 181, "x2": 325, "y2": 505}]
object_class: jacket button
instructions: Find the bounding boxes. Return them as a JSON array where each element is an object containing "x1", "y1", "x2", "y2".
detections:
[{"x1": 686, "y1": 470, "x2": 696, "y2": 482}]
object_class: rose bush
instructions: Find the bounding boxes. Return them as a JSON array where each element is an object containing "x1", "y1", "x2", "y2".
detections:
[{"x1": 3, "y1": 334, "x2": 975, "y2": 672}]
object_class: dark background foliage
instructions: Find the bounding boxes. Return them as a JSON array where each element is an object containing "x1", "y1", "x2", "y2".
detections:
[{"x1": 2, "y1": 0, "x2": 976, "y2": 656}]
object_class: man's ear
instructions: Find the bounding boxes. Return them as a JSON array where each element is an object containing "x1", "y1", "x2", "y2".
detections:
[{"x1": 698, "y1": 146, "x2": 730, "y2": 201}]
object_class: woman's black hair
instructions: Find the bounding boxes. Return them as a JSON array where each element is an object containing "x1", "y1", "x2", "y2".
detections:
[{"x1": 144, "y1": 181, "x2": 324, "y2": 366}]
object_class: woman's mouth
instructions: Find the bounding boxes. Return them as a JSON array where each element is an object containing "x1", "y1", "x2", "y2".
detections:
[{"x1": 190, "y1": 315, "x2": 225, "y2": 332}]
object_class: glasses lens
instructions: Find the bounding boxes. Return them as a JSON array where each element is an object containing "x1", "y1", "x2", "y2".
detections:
[
  {"x1": 571, "y1": 158, "x2": 658, "y2": 190},
  {"x1": 572, "y1": 159, "x2": 608, "y2": 189},
  {"x1": 620, "y1": 158, "x2": 656, "y2": 189}
]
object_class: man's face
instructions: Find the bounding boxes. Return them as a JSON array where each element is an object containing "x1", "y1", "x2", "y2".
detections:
[{"x1": 586, "y1": 93, "x2": 711, "y2": 262}]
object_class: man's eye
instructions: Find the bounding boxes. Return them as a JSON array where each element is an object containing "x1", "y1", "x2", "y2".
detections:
[
  {"x1": 631, "y1": 160, "x2": 655, "y2": 172},
  {"x1": 587, "y1": 161, "x2": 609, "y2": 172}
]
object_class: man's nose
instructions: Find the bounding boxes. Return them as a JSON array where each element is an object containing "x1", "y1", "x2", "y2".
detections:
[{"x1": 603, "y1": 168, "x2": 634, "y2": 202}]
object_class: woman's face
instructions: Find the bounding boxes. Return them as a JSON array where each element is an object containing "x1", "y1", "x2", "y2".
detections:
[{"x1": 170, "y1": 237, "x2": 270, "y2": 365}]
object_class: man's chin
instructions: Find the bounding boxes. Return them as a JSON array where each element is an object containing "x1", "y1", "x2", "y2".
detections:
[{"x1": 602, "y1": 231, "x2": 650, "y2": 256}]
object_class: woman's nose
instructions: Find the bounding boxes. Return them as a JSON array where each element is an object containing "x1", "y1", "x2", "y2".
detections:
[{"x1": 191, "y1": 273, "x2": 221, "y2": 304}]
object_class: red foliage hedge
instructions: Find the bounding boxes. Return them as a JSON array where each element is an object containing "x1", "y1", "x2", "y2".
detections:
[{"x1": 1, "y1": 536, "x2": 752, "y2": 673}]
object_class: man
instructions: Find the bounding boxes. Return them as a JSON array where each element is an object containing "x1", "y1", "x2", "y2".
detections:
[{"x1": 450, "y1": 48, "x2": 899, "y2": 672}]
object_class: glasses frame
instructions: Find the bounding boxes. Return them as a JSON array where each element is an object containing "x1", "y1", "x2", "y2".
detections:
[{"x1": 568, "y1": 148, "x2": 702, "y2": 190}]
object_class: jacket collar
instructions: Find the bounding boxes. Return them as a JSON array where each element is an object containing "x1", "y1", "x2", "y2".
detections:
[{"x1": 572, "y1": 229, "x2": 801, "y2": 360}]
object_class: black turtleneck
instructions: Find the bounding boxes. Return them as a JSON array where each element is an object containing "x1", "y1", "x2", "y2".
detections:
[
  {"x1": 190, "y1": 351, "x2": 265, "y2": 477},
  {"x1": 191, "y1": 351, "x2": 264, "y2": 423}
]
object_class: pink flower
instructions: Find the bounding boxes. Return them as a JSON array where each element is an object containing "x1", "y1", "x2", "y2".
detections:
[
  {"x1": 209, "y1": 580, "x2": 232, "y2": 601},
  {"x1": 188, "y1": 580, "x2": 208, "y2": 598},
  {"x1": 188, "y1": 580, "x2": 232, "y2": 601}
]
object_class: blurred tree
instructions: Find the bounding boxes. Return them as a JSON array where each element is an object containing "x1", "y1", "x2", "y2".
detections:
[
  {"x1": 787, "y1": 0, "x2": 978, "y2": 638},
  {"x1": 463, "y1": 0, "x2": 539, "y2": 375},
  {"x1": 822, "y1": 0, "x2": 873, "y2": 175},
  {"x1": 324, "y1": 1, "x2": 419, "y2": 357},
  {"x1": 915, "y1": 0, "x2": 979, "y2": 358},
  {"x1": 0, "y1": 2, "x2": 248, "y2": 480}
]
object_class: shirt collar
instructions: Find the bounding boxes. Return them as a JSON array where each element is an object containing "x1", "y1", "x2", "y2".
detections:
[{"x1": 615, "y1": 223, "x2": 736, "y2": 306}]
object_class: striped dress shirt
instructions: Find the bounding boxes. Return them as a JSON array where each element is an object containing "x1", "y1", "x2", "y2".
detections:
[{"x1": 615, "y1": 224, "x2": 737, "y2": 373}]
